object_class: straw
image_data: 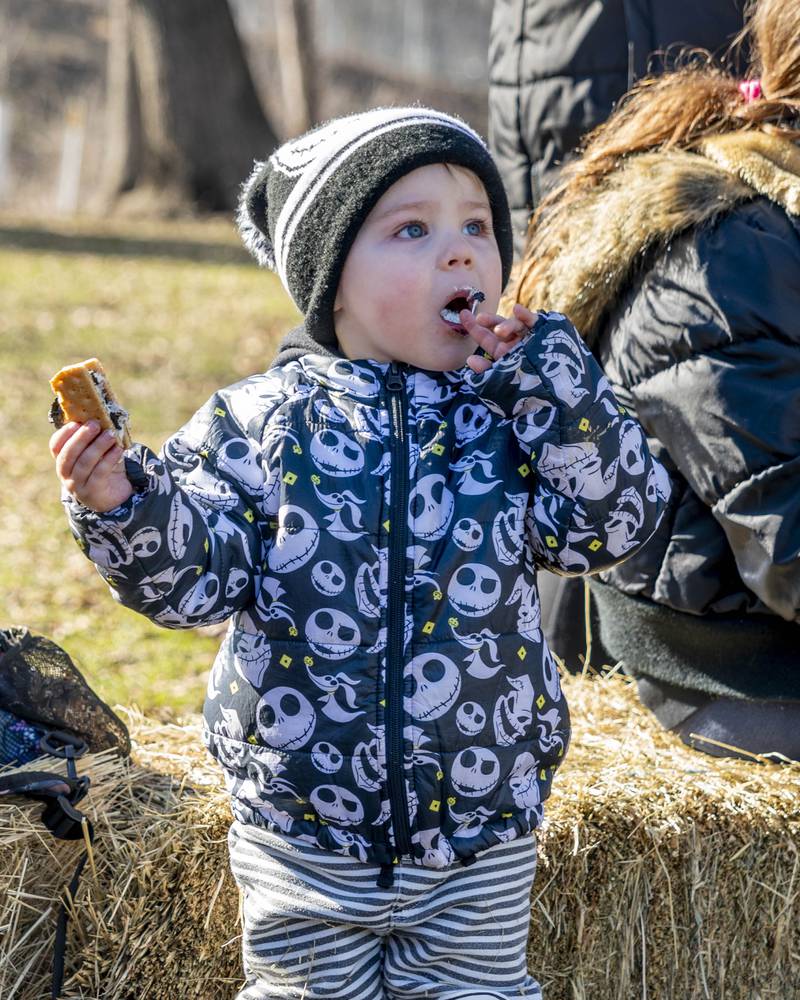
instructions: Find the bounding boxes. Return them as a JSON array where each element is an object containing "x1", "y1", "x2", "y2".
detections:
[{"x1": 1, "y1": 676, "x2": 798, "y2": 999}]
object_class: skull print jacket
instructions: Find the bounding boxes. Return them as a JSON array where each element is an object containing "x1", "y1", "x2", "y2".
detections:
[{"x1": 64, "y1": 311, "x2": 670, "y2": 870}]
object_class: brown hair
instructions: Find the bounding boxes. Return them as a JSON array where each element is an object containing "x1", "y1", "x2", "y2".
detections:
[{"x1": 515, "y1": 0, "x2": 800, "y2": 308}]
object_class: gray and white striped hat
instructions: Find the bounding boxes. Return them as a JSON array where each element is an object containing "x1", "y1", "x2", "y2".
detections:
[{"x1": 237, "y1": 106, "x2": 513, "y2": 347}]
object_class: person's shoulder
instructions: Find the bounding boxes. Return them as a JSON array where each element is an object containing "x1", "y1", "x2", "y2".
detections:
[
  {"x1": 691, "y1": 199, "x2": 800, "y2": 340},
  {"x1": 599, "y1": 198, "x2": 800, "y2": 382},
  {"x1": 697, "y1": 197, "x2": 800, "y2": 256}
]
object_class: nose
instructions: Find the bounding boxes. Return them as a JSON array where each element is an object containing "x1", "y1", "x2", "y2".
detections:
[{"x1": 439, "y1": 232, "x2": 473, "y2": 270}]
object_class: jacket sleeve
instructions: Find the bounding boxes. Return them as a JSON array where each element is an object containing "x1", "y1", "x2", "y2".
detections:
[
  {"x1": 623, "y1": 209, "x2": 800, "y2": 622},
  {"x1": 63, "y1": 380, "x2": 285, "y2": 629},
  {"x1": 464, "y1": 311, "x2": 671, "y2": 575}
]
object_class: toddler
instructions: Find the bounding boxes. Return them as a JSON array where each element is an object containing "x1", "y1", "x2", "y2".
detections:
[{"x1": 51, "y1": 107, "x2": 670, "y2": 1000}]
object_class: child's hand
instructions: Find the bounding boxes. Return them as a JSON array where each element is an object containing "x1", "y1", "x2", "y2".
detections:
[
  {"x1": 50, "y1": 421, "x2": 134, "y2": 513},
  {"x1": 461, "y1": 303, "x2": 537, "y2": 373}
]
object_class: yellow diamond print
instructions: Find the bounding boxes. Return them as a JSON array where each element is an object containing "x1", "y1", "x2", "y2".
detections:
[
  {"x1": 433, "y1": 590, "x2": 443, "y2": 601},
  {"x1": 292, "y1": 444, "x2": 302, "y2": 454},
  {"x1": 589, "y1": 539, "x2": 603, "y2": 551},
  {"x1": 545, "y1": 535, "x2": 558, "y2": 548},
  {"x1": 530, "y1": 450, "x2": 537, "y2": 460},
  {"x1": 304, "y1": 656, "x2": 314, "y2": 666},
  {"x1": 439, "y1": 421, "x2": 448, "y2": 429},
  {"x1": 195, "y1": 566, "x2": 203, "y2": 575},
  {"x1": 540, "y1": 769, "x2": 547, "y2": 780},
  {"x1": 288, "y1": 626, "x2": 298, "y2": 637},
  {"x1": 199, "y1": 449, "x2": 208, "y2": 459},
  {"x1": 311, "y1": 474, "x2": 320, "y2": 485},
  {"x1": 296, "y1": 798, "x2": 306, "y2": 804},
  {"x1": 214, "y1": 406, "x2": 226, "y2": 417},
  {"x1": 558, "y1": 746, "x2": 564, "y2": 757},
  {"x1": 383, "y1": 520, "x2": 390, "y2": 532},
  {"x1": 618, "y1": 405, "x2": 627, "y2": 414},
  {"x1": 436, "y1": 770, "x2": 444, "y2": 780},
  {"x1": 429, "y1": 800, "x2": 441, "y2": 812},
  {"x1": 283, "y1": 471, "x2": 297, "y2": 485},
  {"x1": 448, "y1": 617, "x2": 459, "y2": 628},
  {"x1": 280, "y1": 654, "x2": 292, "y2": 668},
  {"x1": 229, "y1": 680, "x2": 239, "y2": 694},
  {"x1": 269, "y1": 521, "x2": 278, "y2": 530},
  {"x1": 422, "y1": 621, "x2": 435, "y2": 635},
  {"x1": 518, "y1": 463, "x2": 530, "y2": 477},
  {"x1": 380, "y1": 699, "x2": 386, "y2": 707},
  {"x1": 536, "y1": 694, "x2": 546, "y2": 710},
  {"x1": 431, "y1": 443, "x2": 445, "y2": 456},
  {"x1": 247, "y1": 734, "x2": 257, "y2": 744},
  {"x1": 517, "y1": 646, "x2": 527, "y2": 660},
  {"x1": 204, "y1": 538, "x2": 209, "y2": 552},
  {"x1": 244, "y1": 509, "x2": 255, "y2": 523},
  {"x1": 320, "y1": 819, "x2": 328, "y2": 825},
  {"x1": 502, "y1": 812, "x2": 513, "y2": 818},
  {"x1": 447, "y1": 796, "x2": 456, "y2": 806},
  {"x1": 304, "y1": 813, "x2": 315, "y2": 821},
  {"x1": 578, "y1": 417, "x2": 590, "y2": 431}
]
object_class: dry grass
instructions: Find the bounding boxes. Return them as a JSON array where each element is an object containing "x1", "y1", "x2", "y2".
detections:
[
  {"x1": 0, "y1": 214, "x2": 298, "y2": 717},
  {"x1": 2, "y1": 672, "x2": 798, "y2": 1000}
]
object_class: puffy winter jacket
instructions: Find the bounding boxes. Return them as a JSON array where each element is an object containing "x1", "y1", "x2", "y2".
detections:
[
  {"x1": 65, "y1": 312, "x2": 668, "y2": 869},
  {"x1": 511, "y1": 132, "x2": 800, "y2": 700},
  {"x1": 489, "y1": 0, "x2": 745, "y2": 252}
]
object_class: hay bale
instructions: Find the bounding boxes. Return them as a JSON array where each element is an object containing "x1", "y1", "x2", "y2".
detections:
[
  {"x1": 2, "y1": 675, "x2": 799, "y2": 999},
  {"x1": 0, "y1": 714, "x2": 241, "y2": 1000},
  {"x1": 531, "y1": 673, "x2": 800, "y2": 1000}
]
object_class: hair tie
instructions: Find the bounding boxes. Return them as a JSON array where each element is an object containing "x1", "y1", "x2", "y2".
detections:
[{"x1": 738, "y1": 79, "x2": 762, "y2": 103}]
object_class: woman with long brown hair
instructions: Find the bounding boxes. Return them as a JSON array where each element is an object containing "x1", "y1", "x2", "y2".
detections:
[{"x1": 512, "y1": 0, "x2": 800, "y2": 761}]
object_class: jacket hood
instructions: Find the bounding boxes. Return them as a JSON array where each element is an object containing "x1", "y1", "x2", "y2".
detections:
[{"x1": 512, "y1": 131, "x2": 800, "y2": 344}]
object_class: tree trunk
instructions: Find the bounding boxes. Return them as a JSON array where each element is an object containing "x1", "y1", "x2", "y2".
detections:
[
  {"x1": 98, "y1": 0, "x2": 278, "y2": 214},
  {"x1": 274, "y1": 0, "x2": 318, "y2": 137}
]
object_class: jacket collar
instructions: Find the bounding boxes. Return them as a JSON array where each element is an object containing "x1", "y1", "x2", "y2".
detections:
[{"x1": 270, "y1": 321, "x2": 468, "y2": 404}]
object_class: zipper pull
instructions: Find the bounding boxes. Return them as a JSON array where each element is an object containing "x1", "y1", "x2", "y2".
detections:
[{"x1": 386, "y1": 362, "x2": 404, "y2": 392}]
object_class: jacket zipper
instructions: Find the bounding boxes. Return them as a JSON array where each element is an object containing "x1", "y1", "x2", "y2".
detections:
[{"x1": 385, "y1": 361, "x2": 412, "y2": 858}]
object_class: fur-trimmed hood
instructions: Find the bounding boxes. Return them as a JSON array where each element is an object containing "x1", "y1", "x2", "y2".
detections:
[{"x1": 512, "y1": 131, "x2": 800, "y2": 341}]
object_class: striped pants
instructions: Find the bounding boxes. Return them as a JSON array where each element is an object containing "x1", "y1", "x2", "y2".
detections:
[{"x1": 228, "y1": 821, "x2": 541, "y2": 1000}]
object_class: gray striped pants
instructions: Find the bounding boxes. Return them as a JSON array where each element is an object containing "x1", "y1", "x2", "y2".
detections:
[{"x1": 228, "y1": 821, "x2": 542, "y2": 1000}]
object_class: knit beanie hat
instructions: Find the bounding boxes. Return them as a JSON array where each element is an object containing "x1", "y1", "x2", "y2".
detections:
[{"x1": 237, "y1": 106, "x2": 513, "y2": 347}]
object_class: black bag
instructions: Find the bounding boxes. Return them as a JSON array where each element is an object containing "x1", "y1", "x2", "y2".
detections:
[
  {"x1": 0, "y1": 626, "x2": 130, "y2": 760},
  {"x1": 0, "y1": 626, "x2": 130, "y2": 998}
]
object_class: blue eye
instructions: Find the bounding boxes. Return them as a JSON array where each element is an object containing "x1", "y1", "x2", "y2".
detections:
[
  {"x1": 398, "y1": 222, "x2": 426, "y2": 239},
  {"x1": 464, "y1": 220, "x2": 485, "y2": 236}
]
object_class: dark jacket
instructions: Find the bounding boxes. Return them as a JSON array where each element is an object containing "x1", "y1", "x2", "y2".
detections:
[
  {"x1": 514, "y1": 132, "x2": 800, "y2": 699},
  {"x1": 65, "y1": 313, "x2": 668, "y2": 868},
  {"x1": 489, "y1": 0, "x2": 746, "y2": 252},
  {"x1": 592, "y1": 197, "x2": 800, "y2": 698}
]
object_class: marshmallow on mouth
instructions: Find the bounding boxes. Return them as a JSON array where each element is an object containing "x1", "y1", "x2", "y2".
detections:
[{"x1": 440, "y1": 287, "x2": 484, "y2": 335}]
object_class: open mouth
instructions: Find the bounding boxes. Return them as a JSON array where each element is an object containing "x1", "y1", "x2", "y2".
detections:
[{"x1": 440, "y1": 287, "x2": 484, "y2": 333}]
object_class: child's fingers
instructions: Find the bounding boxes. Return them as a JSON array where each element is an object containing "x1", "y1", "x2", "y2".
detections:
[
  {"x1": 54, "y1": 422, "x2": 101, "y2": 480},
  {"x1": 466, "y1": 354, "x2": 493, "y2": 374},
  {"x1": 70, "y1": 432, "x2": 121, "y2": 492},
  {"x1": 56, "y1": 423, "x2": 110, "y2": 487},
  {"x1": 512, "y1": 302, "x2": 539, "y2": 328},
  {"x1": 49, "y1": 421, "x2": 83, "y2": 459},
  {"x1": 460, "y1": 309, "x2": 502, "y2": 358}
]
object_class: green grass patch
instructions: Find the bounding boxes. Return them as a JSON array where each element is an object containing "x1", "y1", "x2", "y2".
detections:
[{"x1": 0, "y1": 216, "x2": 299, "y2": 718}]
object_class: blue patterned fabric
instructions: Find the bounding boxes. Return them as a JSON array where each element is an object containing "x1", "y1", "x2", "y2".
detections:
[{"x1": 0, "y1": 708, "x2": 45, "y2": 766}]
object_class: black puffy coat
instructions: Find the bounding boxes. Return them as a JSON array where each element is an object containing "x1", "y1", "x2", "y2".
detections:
[
  {"x1": 489, "y1": 0, "x2": 746, "y2": 252},
  {"x1": 592, "y1": 196, "x2": 800, "y2": 699},
  {"x1": 65, "y1": 313, "x2": 668, "y2": 868},
  {"x1": 515, "y1": 133, "x2": 800, "y2": 699}
]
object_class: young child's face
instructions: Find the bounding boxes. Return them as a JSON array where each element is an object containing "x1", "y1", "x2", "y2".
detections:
[{"x1": 333, "y1": 163, "x2": 503, "y2": 370}]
